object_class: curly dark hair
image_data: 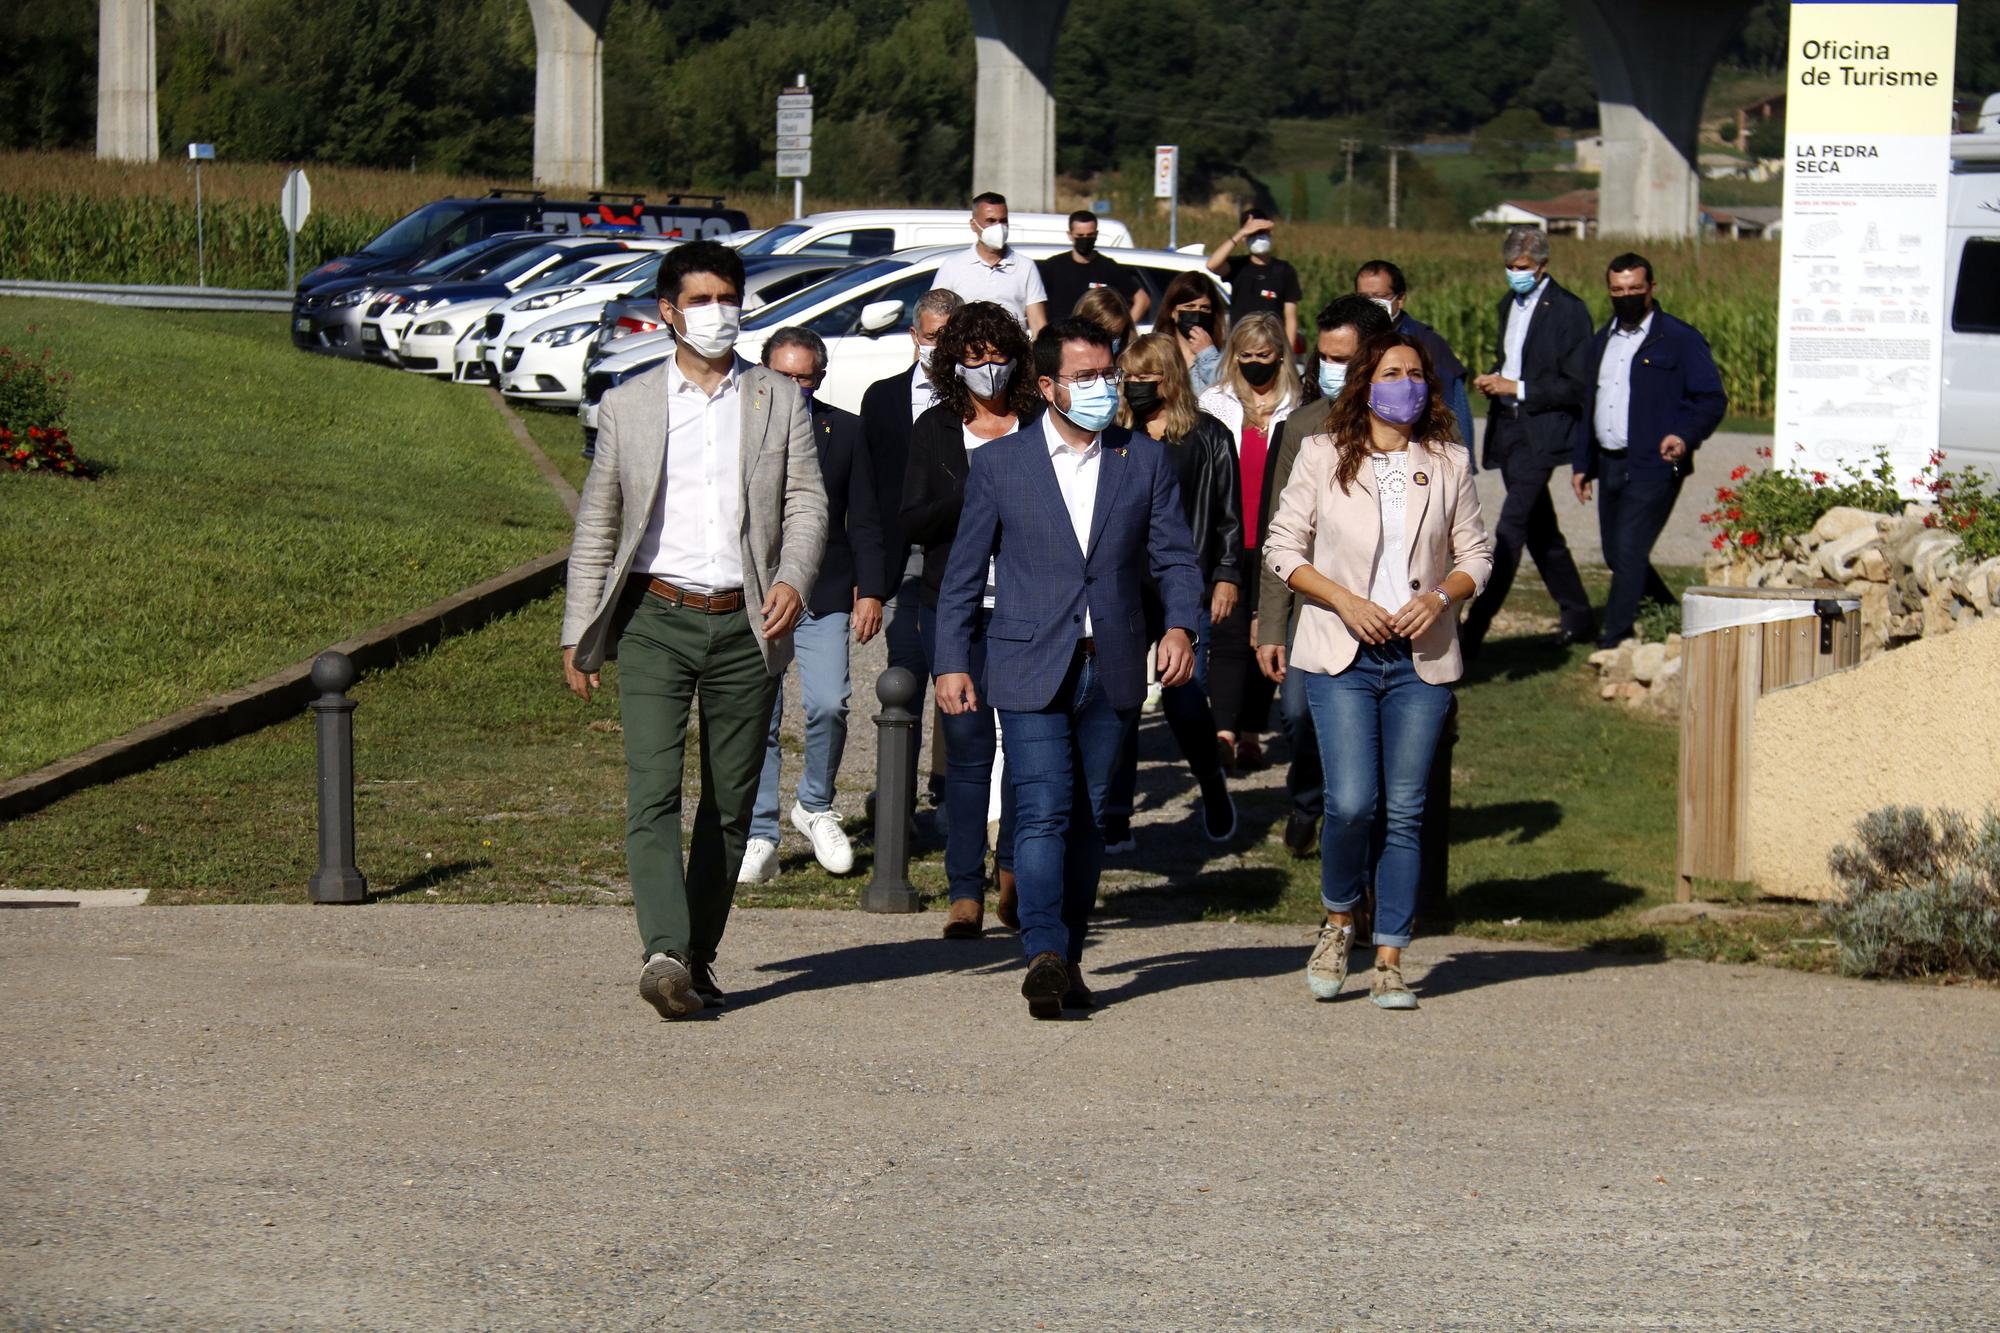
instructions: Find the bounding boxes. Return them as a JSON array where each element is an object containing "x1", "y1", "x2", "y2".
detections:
[
  {"x1": 1323, "y1": 332, "x2": 1458, "y2": 494},
  {"x1": 925, "y1": 300, "x2": 1042, "y2": 422}
]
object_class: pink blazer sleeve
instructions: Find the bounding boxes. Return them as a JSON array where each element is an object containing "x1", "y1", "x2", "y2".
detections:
[{"x1": 1446, "y1": 454, "x2": 1494, "y2": 596}]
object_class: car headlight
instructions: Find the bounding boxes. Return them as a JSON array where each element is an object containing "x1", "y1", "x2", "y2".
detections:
[
  {"x1": 515, "y1": 287, "x2": 582, "y2": 312},
  {"x1": 329, "y1": 288, "x2": 374, "y2": 309},
  {"x1": 531, "y1": 321, "x2": 598, "y2": 348},
  {"x1": 413, "y1": 320, "x2": 453, "y2": 336}
]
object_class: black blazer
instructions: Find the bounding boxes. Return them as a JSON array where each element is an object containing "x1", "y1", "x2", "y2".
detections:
[
  {"x1": 900, "y1": 401, "x2": 1042, "y2": 607},
  {"x1": 1484, "y1": 277, "x2": 1595, "y2": 469},
  {"x1": 1163, "y1": 412, "x2": 1243, "y2": 588},
  {"x1": 806, "y1": 402, "x2": 888, "y2": 617},
  {"x1": 859, "y1": 364, "x2": 926, "y2": 594}
]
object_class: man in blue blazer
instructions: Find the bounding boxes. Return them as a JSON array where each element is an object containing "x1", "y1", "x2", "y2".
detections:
[
  {"x1": 1571, "y1": 253, "x2": 1729, "y2": 647},
  {"x1": 934, "y1": 318, "x2": 1203, "y2": 1019}
]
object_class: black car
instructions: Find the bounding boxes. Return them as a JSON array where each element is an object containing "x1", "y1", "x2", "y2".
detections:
[
  {"x1": 290, "y1": 231, "x2": 550, "y2": 355},
  {"x1": 296, "y1": 189, "x2": 749, "y2": 294}
]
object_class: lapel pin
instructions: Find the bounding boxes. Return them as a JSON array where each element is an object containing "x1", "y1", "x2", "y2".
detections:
[{"x1": 1412, "y1": 471, "x2": 1429, "y2": 486}]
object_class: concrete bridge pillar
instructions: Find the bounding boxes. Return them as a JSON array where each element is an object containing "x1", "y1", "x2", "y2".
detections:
[
  {"x1": 527, "y1": 0, "x2": 611, "y2": 189},
  {"x1": 1562, "y1": 0, "x2": 1754, "y2": 239},
  {"x1": 968, "y1": 0, "x2": 1070, "y2": 211},
  {"x1": 95, "y1": 0, "x2": 158, "y2": 162}
]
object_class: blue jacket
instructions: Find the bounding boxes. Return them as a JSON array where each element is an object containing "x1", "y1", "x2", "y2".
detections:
[
  {"x1": 1574, "y1": 306, "x2": 1729, "y2": 480},
  {"x1": 934, "y1": 421, "x2": 1202, "y2": 713}
]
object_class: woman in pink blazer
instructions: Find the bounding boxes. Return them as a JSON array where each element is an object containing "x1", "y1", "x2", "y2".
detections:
[{"x1": 1264, "y1": 332, "x2": 1493, "y2": 1010}]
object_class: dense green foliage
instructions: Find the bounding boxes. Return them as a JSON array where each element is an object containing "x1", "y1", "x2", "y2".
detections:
[
  {"x1": 0, "y1": 299, "x2": 573, "y2": 778},
  {"x1": 8, "y1": 0, "x2": 1998, "y2": 202}
]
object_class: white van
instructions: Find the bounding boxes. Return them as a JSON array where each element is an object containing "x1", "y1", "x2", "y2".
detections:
[
  {"x1": 1943, "y1": 108, "x2": 2000, "y2": 472},
  {"x1": 736, "y1": 209, "x2": 1132, "y2": 261}
]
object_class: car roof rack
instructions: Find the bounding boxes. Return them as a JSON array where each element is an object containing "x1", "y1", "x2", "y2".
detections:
[
  {"x1": 587, "y1": 192, "x2": 648, "y2": 205},
  {"x1": 487, "y1": 188, "x2": 548, "y2": 200},
  {"x1": 656, "y1": 193, "x2": 728, "y2": 207}
]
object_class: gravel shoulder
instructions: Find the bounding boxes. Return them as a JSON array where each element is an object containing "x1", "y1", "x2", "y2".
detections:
[{"x1": 2, "y1": 903, "x2": 1994, "y2": 1330}]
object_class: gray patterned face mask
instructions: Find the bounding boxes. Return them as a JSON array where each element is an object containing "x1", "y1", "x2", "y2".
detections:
[{"x1": 956, "y1": 359, "x2": 1013, "y2": 400}]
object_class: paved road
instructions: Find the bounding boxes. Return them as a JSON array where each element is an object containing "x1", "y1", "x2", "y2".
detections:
[
  {"x1": 3, "y1": 905, "x2": 1994, "y2": 1329},
  {"x1": 1469, "y1": 427, "x2": 1766, "y2": 569}
]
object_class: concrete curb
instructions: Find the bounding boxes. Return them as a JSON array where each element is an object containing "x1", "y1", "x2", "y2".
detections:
[
  {"x1": 0, "y1": 550, "x2": 568, "y2": 824},
  {"x1": 486, "y1": 388, "x2": 581, "y2": 517},
  {"x1": 0, "y1": 889, "x2": 149, "y2": 907}
]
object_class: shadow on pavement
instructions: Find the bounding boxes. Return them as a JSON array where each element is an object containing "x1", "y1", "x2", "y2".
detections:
[
  {"x1": 1087, "y1": 944, "x2": 1299, "y2": 1008},
  {"x1": 729, "y1": 934, "x2": 1021, "y2": 1011},
  {"x1": 1415, "y1": 945, "x2": 1660, "y2": 1000},
  {"x1": 1451, "y1": 870, "x2": 1646, "y2": 923}
]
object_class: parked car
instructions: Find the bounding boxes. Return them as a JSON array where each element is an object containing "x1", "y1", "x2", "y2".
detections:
[
  {"x1": 462, "y1": 245, "x2": 679, "y2": 379},
  {"x1": 1944, "y1": 115, "x2": 2000, "y2": 473},
  {"x1": 578, "y1": 243, "x2": 1223, "y2": 449},
  {"x1": 349, "y1": 238, "x2": 659, "y2": 367},
  {"x1": 291, "y1": 231, "x2": 551, "y2": 355},
  {"x1": 737, "y1": 209, "x2": 1132, "y2": 260},
  {"x1": 504, "y1": 256, "x2": 852, "y2": 408},
  {"x1": 296, "y1": 189, "x2": 750, "y2": 295}
]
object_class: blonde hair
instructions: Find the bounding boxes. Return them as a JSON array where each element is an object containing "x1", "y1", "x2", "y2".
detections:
[
  {"x1": 1116, "y1": 331, "x2": 1200, "y2": 439},
  {"x1": 1217, "y1": 312, "x2": 1300, "y2": 426},
  {"x1": 1072, "y1": 285, "x2": 1136, "y2": 349}
]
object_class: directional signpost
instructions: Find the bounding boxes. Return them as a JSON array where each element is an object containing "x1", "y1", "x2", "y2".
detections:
[
  {"x1": 188, "y1": 142, "x2": 215, "y2": 287},
  {"x1": 777, "y1": 75, "x2": 812, "y2": 220},
  {"x1": 281, "y1": 168, "x2": 312, "y2": 293},
  {"x1": 1154, "y1": 145, "x2": 1179, "y2": 248}
]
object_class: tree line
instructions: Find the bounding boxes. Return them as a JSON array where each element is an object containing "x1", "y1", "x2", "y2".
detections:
[{"x1": 4, "y1": 0, "x2": 1997, "y2": 205}]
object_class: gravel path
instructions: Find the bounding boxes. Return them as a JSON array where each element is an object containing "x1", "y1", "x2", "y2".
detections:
[{"x1": 2, "y1": 904, "x2": 1995, "y2": 1330}]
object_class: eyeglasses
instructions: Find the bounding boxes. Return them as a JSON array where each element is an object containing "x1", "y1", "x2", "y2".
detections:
[
  {"x1": 1055, "y1": 370, "x2": 1123, "y2": 389},
  {"x1": 776, "y1": 371, "x2": 823, "y2": 390}
]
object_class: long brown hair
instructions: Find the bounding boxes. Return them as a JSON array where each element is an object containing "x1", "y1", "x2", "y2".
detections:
[
  {"x1": 1324, "y1": 332, "x2": 1458, "y2": 494},
  {"x1": 1072, "y1": 285, "x2": 1136, "y2": 349},
  {"x1": 1156, "y1": 270, "x2": 1223, "y2": 346},
  {"x1": 926, "y1": 300, "x2": 1042, "y2": 423},
  {"x1": 1116, "y1": 331, "x2": 1199, "y2": 438}
]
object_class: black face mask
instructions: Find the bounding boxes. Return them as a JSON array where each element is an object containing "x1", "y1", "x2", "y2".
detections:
[
  {"x1": 1239, "y1": 359, "x2": 1280, "y2": 388},
  {"x1": 1124, "y1": 381, "x2": 1164, "y2": 417},
  {"x1": 1175, "y1": 308, "x2": 1210, "y2": 339},
  {"x1": 1073, "y1": 234, "x2": 1097, "y2": 256},
  {"x1": 1611, "y1": 293, "x2": 1651, "y2": 326}
]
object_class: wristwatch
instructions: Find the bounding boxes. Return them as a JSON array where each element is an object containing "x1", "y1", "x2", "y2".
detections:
[{"x1": 1432, "y1": 586, "x2": 1452, "y2": 609}]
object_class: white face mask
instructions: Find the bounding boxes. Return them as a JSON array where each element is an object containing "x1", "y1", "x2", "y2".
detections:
[
  {"x1": 978, "y1": 221, "x2": 1009, "y2": 251},
  {"x1": 1369, "y1": 297, "x2": 1396, "y2": 318},
  {"x1": 1248, "y1": 235, "x2": 1273, "y2": 257},
  {"x1": 676, "y1": 302, "x2": 740, "y2": 358},
  {"x1": 916, "y1": 342, "x2": 936, "y2": 368}
]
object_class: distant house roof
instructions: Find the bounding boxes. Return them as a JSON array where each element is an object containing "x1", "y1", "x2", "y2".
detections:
[
  {"x1": 1717, "y1": 205, "x2": 1783, "y2": 226},
  {"x1": 1738, "y1": 92, "x2": 1787, "y2": 117},
  {"x1": 1499, "y1": 190, "x2": 1599, "y2": 223}
]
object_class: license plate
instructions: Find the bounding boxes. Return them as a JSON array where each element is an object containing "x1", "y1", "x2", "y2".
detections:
[
  {"x1": 293, "y1": 318, "x2": 312, "y2": 333},
  {"x1": 361, "y1": 327, "x2": 381, "y2": 344}
]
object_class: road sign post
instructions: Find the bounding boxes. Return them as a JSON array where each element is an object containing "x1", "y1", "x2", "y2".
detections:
[
  {"x1": 281, "y1": 168, "x2": 313, "y2": 293},
  {"x1": 188, "y1": 143, "x2": 215, "y2": 287},
  {"x1": 777, "y1": 74, "x2": 813, "y2": 221},
  {"x1": 1154, "y1": 145, "x2": 1179, "y2": 249}
]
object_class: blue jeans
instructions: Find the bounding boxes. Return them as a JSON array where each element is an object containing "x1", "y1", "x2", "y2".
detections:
[
  {"x1": 751, "y1": 609, "x2": 850, "y2": 842},
  {"x1": 1302, "y1": 643, "x2": 1453, "y2": 949},
  {"x1": 1278, "y1": 628, "x2": 1322, "y2": 821},
  {"x1": 1108, "y1": 610, "x2": 1219, "y2": 820},
  {"x1": 999, "y1": 647, "x2": 1134, "y2": 963},
  {"x1": 919, "y1": 603, "x2": 1015, "y2": 903}
]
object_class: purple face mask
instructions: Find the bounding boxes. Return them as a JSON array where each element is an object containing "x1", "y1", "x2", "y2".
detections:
[{"x1": 1369, "y1": 377, "x2": 1427, "y2": 425}]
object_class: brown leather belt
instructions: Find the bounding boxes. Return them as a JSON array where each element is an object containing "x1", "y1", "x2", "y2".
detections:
[{"x1": 636, "y1": 575, "x2": 744, "y2": 614}]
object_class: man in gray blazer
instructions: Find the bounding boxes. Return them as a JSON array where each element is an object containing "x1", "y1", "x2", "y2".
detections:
[{"x1": 560, "y1": 241, "x2": 828, "y2": 1022}]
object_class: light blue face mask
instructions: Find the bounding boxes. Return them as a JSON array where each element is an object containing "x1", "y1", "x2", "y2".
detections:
[
  {"x1": 1505, "y1": 267, "x2": 1539, "y2": 296},
  {"x1": 1318, "y1": 359, "x2": 1347, "y2": 400},
  {"x1": 1062, "y1": 376, "x2": 1119, "y2": 433}
]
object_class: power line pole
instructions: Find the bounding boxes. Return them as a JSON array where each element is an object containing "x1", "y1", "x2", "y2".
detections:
[
  {"x1": 1339, "y1": 137, "x2": 1360, "y2": 228},
  {"x1": 1387, "y1": 146, "x2": 1401, "y2": 231}
]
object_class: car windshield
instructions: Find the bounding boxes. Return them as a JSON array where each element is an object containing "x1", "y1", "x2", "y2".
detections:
[
  {"x1": 743, "y1": 257, "x2": 911, "y2": 331},
  {"x1": 531, "y1": 254, "x2": 621, "y2": 288},
  {"x1": 597, "y1": 254, "x2": 661, "y2": 285},
  {"x1": 361, "y1": 202, "x2": 472, "y2": 257},
  {"x1": 413, "y1": 236, "x2": 504, "y2": 276},
  {"x1": 482, "y1": 244, "x2": 569, "y2": 284},
  {"x1": 739, "y1": 224, "x2": 810, "y2": 256}
]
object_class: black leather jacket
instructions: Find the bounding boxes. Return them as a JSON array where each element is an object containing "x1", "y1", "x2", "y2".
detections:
[{"x1": 1160, "y1": 411, "x2": 1244, "y2": 588}]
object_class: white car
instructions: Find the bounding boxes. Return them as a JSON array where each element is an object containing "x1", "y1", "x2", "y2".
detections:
[
  {"x1": 579, "y1": 243, "x2": 1223, "y2": 445},
  {"x1": 473, "y1": 251, "x2": 668, "y2": 385},
  {"x1": 737, "y1": 209, "x2": 1132, "y2": 260},
  {"x1": 1943, "y1": 115, "x2": 2000, "y2": 473},
  {"x1": 397, "y1": 296, "x2": 505, "y2": 378}
]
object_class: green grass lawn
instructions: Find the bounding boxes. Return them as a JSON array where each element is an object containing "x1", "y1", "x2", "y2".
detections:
[
  {"x1": 0, "y1": 563, "x2": 1827, "y2": 971},
  {"x1": 0, "y1": 299, "x2": 573, "y2": 778},
  {"x1": 513, "y1": 399, "x2": 593, "y2": 494}
]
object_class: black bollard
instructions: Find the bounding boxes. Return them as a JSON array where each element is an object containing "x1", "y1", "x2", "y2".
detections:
[
  {"x1": 863, "y1": 667, "x2": 921, "y2": 913},
  {"x1": 308, "y1": 651, "x2": 368, "y2": 904}
]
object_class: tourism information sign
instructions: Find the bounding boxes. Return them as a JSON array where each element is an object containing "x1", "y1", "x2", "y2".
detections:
[{"x1": 1774, "y1": 0, "x2": 1958, "y2": 486}]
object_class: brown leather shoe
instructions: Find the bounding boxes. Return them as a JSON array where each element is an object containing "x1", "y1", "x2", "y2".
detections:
[
  {"x1": 942, "y1": 897, "x2": 983, "y2": 939},
  {"x1": 1022, "y1": 951, "x2": 1068, "y2": 1019},
  {"x1": 1063, "y1": 963, "x2": 1095, "y2": 1011},
  {"x1": 1235, "y1": 734, "x2": 1267, "y2": 772},
  {"x1": 995, "y1": 867, "x2": 1019, "y2": 931}
]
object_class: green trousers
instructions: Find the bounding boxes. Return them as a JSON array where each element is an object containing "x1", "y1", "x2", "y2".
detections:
[{"x1": 616, "y1": 592, "x2": 778, "y2": 963}]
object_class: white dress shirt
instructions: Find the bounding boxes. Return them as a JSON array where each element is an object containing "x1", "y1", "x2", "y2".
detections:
[
  {"x1": 931, "y1": 245, "x2": 1048, "y2": 328},
  {"x1": 634, "y1": 352, "x2": 746, "y2": 593},
  {"x1": 1367, "y1": 450, "x2": 1412, "y2": 611},
  {"x1": 1591, "y1": 310, "x2": 1654, "y2": 453},
  {"x1": 909, "y1": 362, "x2": 938, "y2": 422},
  {"x1": 1500, "y1": 277, "x2": 1548, "y2": 402},
  {"x1": 1042, "y1": 412, "x2": 1102, "y2": 637}
]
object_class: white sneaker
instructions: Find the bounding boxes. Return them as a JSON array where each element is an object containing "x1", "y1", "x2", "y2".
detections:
[
  {"x1": 737, "y1": 836, "x2": 779, "y2": 884},
  {"x1": 791, "y1": 803, "x2": 855, "y2": 875},
  {"x1": 1306, "y1": 919, "x2": 1355, "y2": 1000}
]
